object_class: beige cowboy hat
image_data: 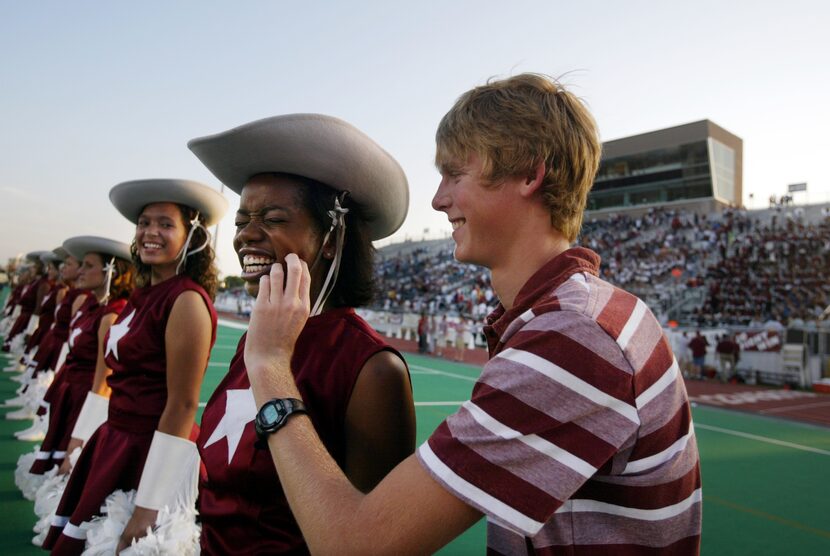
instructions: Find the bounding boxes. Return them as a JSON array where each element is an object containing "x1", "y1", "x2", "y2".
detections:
[
  {"x1": 39, "y1": 251, "x2": 63, "y2": 264},
  {"x1": 25, "y1": 251, "x2": 51, "y2": 262},
  {"x1": 63, "y1": 236, "x2": 132, "y2": 262},
  {"x1": 109, "y1": 179, "x2": 229, "y2": 227},
  {"x1": 187, "y1": 113, "x2": 409, "y2": 240}
]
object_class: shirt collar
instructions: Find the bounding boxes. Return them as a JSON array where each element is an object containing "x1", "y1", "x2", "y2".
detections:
[{"x1": 484, "y1": 247, "x2": 601, "y2": 353}]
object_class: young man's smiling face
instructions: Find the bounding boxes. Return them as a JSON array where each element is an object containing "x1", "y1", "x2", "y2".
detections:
[{"x1": 432, "y1": 153, "x2": 522, "y2": 269}]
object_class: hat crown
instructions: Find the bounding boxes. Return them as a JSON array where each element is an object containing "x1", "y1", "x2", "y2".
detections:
[
  {"x1": 109, "y1": 178, "x2": 228, "y2": 227},
  {"x1": 63, "y1": 236, "x2": 132, "y2": 262},
  {"x1": 188, "y1": 113, "x2": 409, "y2": 240}
]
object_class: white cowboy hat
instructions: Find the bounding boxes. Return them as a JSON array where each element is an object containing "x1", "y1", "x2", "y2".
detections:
[
  {"x1": 51, "y1": 247, "x2": 70, "y2": 260},
  {"x1": 187, "y1": 113, "x2": 409, "y2": 240},
  {"x1": 63, "y1": 236, "x2": 132, "y2": 262},
  {"x1": 25, "y1": 251, "x2": 51, "y2": 262},
  {"x1": 40, "y1": 251, "x2": 63, "y2": 264},
  {"x1": 109, "y1": 179, "x2": 229, "y2": 227}
]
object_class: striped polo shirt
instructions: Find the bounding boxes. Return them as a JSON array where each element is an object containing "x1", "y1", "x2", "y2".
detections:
[{"x1": 418, "y1": 247, "x2": 701, "y2": 554}]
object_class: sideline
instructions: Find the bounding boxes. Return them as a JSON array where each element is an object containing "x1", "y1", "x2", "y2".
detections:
[
  {"x1": 694, "y1": 423, "x2": 830, "y2": 456},
  {"x1": 218, "y1": 318, "x2": 248, "y2": 331},
  {"x1": 409, "y1": 364, "x2": 478, "y2": 382}
]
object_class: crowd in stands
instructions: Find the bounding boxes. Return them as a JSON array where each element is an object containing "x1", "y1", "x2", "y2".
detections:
[
  {"x1": 370, "y1": 204, "x2": 830, "y2": 329},
  {"x1": 696, "y1": 207, "x2": 830, "y2": 327},
  {"x1": 374, "y1": 244, "x2": 497, "y2": 319}
]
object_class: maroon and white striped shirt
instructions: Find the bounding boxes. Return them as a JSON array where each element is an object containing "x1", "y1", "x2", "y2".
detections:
[{"x1": 418, "y1": 248, "x2": 701, "y2": 555}]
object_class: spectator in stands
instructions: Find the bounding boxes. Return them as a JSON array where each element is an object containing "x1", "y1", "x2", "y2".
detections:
[
  {"x1": 417, "y1": 312, "x2": 428, "y2": 353},
  {"x1": 716, "y1": 334, "x2": 740, "y2": 382},
  {"x1": 428, "y1": 314, "x2": 437, "y2": 354},
  {"x1": 436, "y1": 314, "x2": 448, "y2": 357},
  {"x1": 673, "y1": 330, "x2": 692, "y2": 377},
  {"x1": 689, "y1": 330, "x2": 709, "y2": 379},
  {"x1": 453, "y1": 319, "x2": 468, "y2": 362}
]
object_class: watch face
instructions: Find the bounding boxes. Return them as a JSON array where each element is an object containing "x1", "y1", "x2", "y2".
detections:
[
  {"x1": 262, "y1": 404, "x2": 280, "y2": 425},
  {"x1": 256, "y1": 399, "x2": 304, "y2": 442}
]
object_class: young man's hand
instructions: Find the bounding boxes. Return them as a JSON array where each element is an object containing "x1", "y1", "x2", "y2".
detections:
[{"x1": 244, "y1": 254, "x2": 311, "y2": 399}]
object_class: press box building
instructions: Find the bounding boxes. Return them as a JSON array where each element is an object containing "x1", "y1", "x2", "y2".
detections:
[{"x1": 587, "y1": 120, "x2": 743, "y2": 216}]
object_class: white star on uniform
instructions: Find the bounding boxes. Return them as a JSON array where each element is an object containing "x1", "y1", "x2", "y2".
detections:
[
  {"x1": 105, "y1": 309, "x2": 134, "y2": 361},
  {"x1": 203, "y1": 388, "x2": 257, "y2": 464},
  {"x1": 68, "y1": 326, "x2": 83, "y2": 349}
]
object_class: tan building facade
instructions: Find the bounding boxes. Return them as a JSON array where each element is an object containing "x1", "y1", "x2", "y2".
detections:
[{"x1": 588, "y1": 120, "x2": 743, "y2": 216}]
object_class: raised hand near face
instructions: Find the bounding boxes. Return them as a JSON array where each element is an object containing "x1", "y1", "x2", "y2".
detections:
[{"x1": 244, "y1": 253, "x2": 311, "y2": 399}]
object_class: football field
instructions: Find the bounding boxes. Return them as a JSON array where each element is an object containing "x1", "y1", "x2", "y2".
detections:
[{"x1": 2, "y1": 322, "x2": 830, "y2": 554}]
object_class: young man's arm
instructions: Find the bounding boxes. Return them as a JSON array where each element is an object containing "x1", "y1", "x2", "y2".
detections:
[
  {"x1": 267, "y1": 416, "x2": 480, "y2": 554},
  {"x1": 245, "y1": 256, "x2": 481, "y2": 553}
]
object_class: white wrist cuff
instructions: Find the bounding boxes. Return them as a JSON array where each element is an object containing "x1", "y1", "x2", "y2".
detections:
[
  {"x1": 54, "y1": 342, "x2": 70, "y2": 373},
  {"x1": 135, "y1": 431, "x2": 200, "y2": 511},
  {"x1": 71, "y1": 392, "x2": 109, "y2": 442},
  {"x1": 25, "y1": 315, "x2": 39, "y2": 335}
]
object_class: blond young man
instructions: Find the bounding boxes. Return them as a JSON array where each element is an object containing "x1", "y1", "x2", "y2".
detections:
[{"x1": 244, "y1": 74, "x2": 702, "y2": 554}]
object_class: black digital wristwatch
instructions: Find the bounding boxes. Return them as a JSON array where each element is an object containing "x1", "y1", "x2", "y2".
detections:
[{"x1": 254, "y1": 398, "x2": 307, "y2": 448}]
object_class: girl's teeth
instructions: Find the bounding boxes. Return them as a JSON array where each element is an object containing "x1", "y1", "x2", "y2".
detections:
[
  {"x1": 242, "y1": 255, "x2": 277, "y2": 275},
  {"x1": 244, "y1": 264, "x2": 271, "y2": 273},
  {"x1": 242, "y1": 255, "x2": 276, "y2": 265}
]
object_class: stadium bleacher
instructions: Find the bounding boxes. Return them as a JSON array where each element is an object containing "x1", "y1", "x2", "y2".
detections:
[{"x1": 372, "y1": 204, "x2": 830, "y2": 329}]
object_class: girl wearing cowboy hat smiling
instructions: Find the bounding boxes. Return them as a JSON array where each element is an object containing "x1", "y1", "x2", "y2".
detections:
[
  {"x1": 189, "y1": 113, "x2": 416, "y2": 555},
  {"x1": 42, "y1": 180, "x2": 227, "y2": 555}
]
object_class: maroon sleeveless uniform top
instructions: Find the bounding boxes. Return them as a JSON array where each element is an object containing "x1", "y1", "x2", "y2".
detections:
[
  {"x1": 61, "y1": 296, "x2": 127, "y2": 385},
  {"x1": 197, "y1": 307, "x2": 404, "y2": 555},
  {"x1": 3, "y1": 278, "x2": 43, "y2": 345},
  {"x1": 6, "y1": 283, "x2": 26, "y2": 310},
  {"x1": 32, "y1": 288, "x2": 84, "y2": 374},
  {"x1": 105, "y1": 274, "x2": 217, "y2": 432},
  {"x1": 19, "y1": 277, "x2": 43, "y2": 314},
  {"x1": 51, "y1": 288, "x2": 84, "y2": 343},
  {"x1": 26, "y1": 280, "x2": 59, "y2": 349}
]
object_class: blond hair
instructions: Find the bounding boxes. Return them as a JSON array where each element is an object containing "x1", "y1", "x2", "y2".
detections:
[{"x1": 435, "y1": 73, "x2": 601, "y2": 242}]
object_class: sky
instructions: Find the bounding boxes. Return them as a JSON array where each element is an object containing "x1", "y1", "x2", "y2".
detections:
[{"x1": 2, "y1": 0, "x2": 829, "y2": 277}]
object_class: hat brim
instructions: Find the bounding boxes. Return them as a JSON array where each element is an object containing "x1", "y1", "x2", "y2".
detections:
[
  {"x1": 188, "y1": 113, "x2": 409, "y2": 240},
  {"x1": 51, "y1": 247, "x2": 70, "y2": 261},
  {"x1": 63, "y1": 236, "x2": 132, "y2": 263},
  {"x1": 109, "y1": 179, "x2": 228, "y2": 227}
]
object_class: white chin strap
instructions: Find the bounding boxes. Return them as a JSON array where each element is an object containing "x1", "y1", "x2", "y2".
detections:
[
  {"x1": 176, "y1": 211, "x2": 210, "y2": 274},
  {"x1": 310, "y1": 192, "x2": 349, "y2": 316},
  {"x1": 102, "y1": 257, "x2": 116, "y2": 303}
]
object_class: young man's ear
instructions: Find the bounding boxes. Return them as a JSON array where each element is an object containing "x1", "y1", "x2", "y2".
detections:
[{"x1": 519, "y1": 161, "x2": 546, "y2": 198}]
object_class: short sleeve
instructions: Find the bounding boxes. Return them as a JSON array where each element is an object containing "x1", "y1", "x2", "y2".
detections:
[{"x1": 417, "y1": 311, "x2": 640, "y2": 536}]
